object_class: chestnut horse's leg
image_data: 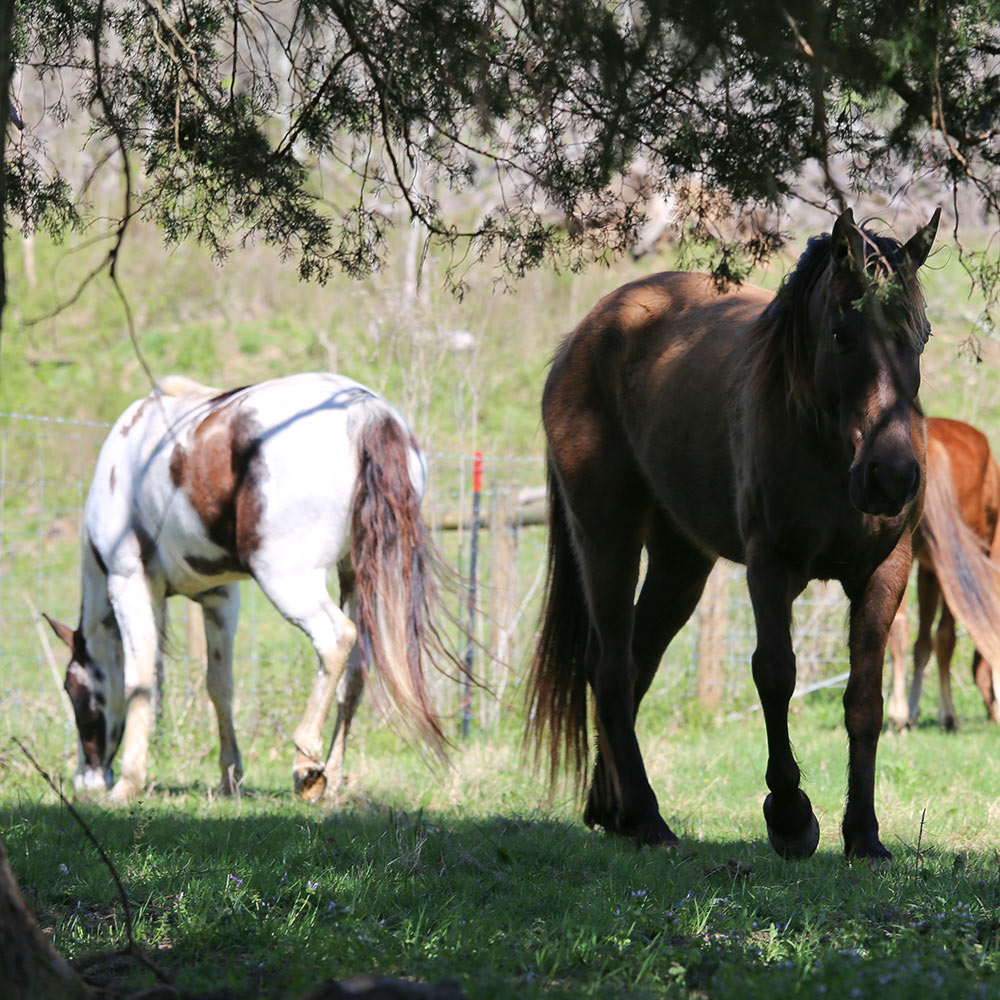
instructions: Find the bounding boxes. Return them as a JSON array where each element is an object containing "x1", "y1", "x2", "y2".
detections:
[
  {"x1": 972, "y1": 651, "x2": 998, "y2": 722},
  {"x1": 907, "y1": 565, "x2": 941, "y2": 726},
  {"x1": 585, "y1": 516, "x2": 714, "y2": 837},
  {"x1": 988, "y1": 520, "x2": 1000, "y2": 721},
  {"x1": 934, "y1": 602, "x2": 958, "y2": 731},
  {"x1": 972, "y1": 509, "x2": 1000, "y2": 722},
  {"x1": 886, "y1": 593, "x2": 911, "y2": 731},
  {"x1": 745, "y1": 542, "x2": 817, "y2": 859},
  {"x1": 196, "y1": 584, "x2": 243, "y2": 795},
  {"x1": 841, "y1": 536, "x2": 913, "y2": 863}
]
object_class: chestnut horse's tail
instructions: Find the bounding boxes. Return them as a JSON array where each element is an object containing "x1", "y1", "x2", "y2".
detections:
[
  {"x1": 525, "y1": 459, "x2": 591, "y2": 790},
  {"x1": 921, "y1": 437, "x2": 1000, "y2": 670},
  {"x1": 350, "y1": 409, "x2": 448, "y2": 760}
]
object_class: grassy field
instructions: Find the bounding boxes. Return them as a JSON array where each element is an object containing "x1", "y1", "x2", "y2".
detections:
[
  {"x1": 3, "y1": 684, "x2": 999, "y2": 998},
  {"x1": 2, "y1": 214, "x2": 1000, "y2": 997}
]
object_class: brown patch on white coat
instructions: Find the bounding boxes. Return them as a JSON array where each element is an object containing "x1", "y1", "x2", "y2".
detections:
[{"x1": 168, "y1": 403, "x2": 266, "y2": 577}]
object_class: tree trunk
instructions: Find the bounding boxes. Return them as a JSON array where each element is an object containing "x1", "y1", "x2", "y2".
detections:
[
  {"x1": 0, "y1": 836, "x2": 92, "y2": 999},
  {"x1": 0, "y1": 4, "x2": 90, "y2": 993}
]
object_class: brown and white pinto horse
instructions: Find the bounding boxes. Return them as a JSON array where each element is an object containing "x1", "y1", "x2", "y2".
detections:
[
  {"x1": 527, "y1": 208, "x2": 940, "y2": 863},
  {"x1": 46, "y1": 373, "x2": 449, "y2": 804},
  {"x1": 887, "y1": 417, "x2": 1000, "y2": 730}
]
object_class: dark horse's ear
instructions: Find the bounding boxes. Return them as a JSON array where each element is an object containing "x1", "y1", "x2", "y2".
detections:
[
  {"x1": 43, "y1": 612, "x2": 75, "y2": 651},
  {"x1": 831, "y1": 207, "x2": 865, "y2": 276},
  {"x1": 902, "y1": 207, "x2": 941, "y2": 271}
]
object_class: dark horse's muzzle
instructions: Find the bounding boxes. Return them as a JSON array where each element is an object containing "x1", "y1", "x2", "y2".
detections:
[{"x1": 849, "y1": 451, "x2": 921, "y2": 517}]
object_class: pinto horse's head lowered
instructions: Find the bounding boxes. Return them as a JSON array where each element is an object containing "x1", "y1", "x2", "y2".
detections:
[
  {"x1": 752, "y1": 207, "x2": 940, "y2": 518},
  {"x1": 44, "y1": 608, "x2": 123, "y2": 790}
]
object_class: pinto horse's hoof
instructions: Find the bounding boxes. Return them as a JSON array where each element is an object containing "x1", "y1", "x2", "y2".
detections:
[
  {"x1": 763, "y1": 793, "x2": 820, "y2": 859},
  {"x1": 107, "y1": 778, "x2": 142, "y2": 805},
  {"x1": 294, "y1": 767, "x2": 327, "y2": 801}
]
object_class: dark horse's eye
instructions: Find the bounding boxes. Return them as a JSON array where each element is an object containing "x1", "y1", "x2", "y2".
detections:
[{"x1": 832, "y1": 325, "x2": 854, "y2": 350}]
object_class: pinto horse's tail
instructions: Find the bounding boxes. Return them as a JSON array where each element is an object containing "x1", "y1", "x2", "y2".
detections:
[
  {"x1": 349, "y1": 409, "x2": 449, "y2": 760},
  {"x1": 921, "y1": 436, "x2": 1000, "y2": 674},
  {"x1": 525, "y1": 458, "x2": 591, "y2": 791}
]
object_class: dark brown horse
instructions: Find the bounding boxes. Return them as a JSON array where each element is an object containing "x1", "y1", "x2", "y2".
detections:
[
  {"x1": 888, "y1": 417, "x2": 1000, "y2": 730},
  {"x1": 527, "y1": 208, "x2": 940, "y2": 863}
]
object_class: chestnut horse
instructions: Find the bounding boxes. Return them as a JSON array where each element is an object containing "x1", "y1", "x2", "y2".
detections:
[
  {"x1": 888, "y1": 417, "x2": 1000, "y2": 730},
  {"x1": 528, "y1": 208, "x2": 940, "y2": 863},
  {"x1": 46, "y1": 373, "x2": 449, "y2": 803}
]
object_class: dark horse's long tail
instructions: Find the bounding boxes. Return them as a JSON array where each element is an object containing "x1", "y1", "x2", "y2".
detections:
[
  {"x1": 525, "y1": 459, "x2": 591, "y2": 789},
  {"x1": 921, "y1": 437, "x2": 1000, "y2": 671},
  {"x1": 350, "y1": 407, "x2": 448, "y2": 760}
]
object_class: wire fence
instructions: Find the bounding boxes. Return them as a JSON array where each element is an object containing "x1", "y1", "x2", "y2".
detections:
[{"x1": 0, "y1": 411, "x2": 861, "y2": 763}]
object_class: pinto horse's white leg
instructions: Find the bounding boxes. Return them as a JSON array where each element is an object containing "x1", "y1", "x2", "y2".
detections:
[
  {"x1": 886, "y1": 595, "x2": 910, "y2": 732},
  {"x1": 196, "y1": 585, "x2": 243, "y2": 794},
  {"x1": 107, "y1": 570, "x2": 163, "y2": 804},
  {"x1": 320, "y1": 562, "x2": 365, "y2": 797},
  {"x1": 255, "y1": 570, "x2": 357, "y2": 801},
  {"x1": 322, "y1": 646, "x2": 364, "y2": 796}
]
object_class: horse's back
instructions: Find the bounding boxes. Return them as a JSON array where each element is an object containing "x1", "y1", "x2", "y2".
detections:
[
  {"x1": 544, "y1": 271, "x2": 771, "y2": 560},
  {"x1": 92, "y1": 372, "x2": 419, "y2": 593},
  {"x1": 547, "y1": 270, "x2": 769, "y2": 419}
]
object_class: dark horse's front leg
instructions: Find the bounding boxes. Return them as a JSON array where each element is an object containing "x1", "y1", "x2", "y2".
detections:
[
  {"x1": 746, "y1": 543, "x2": 820, "y2": 859},
  {"x1": 841, "y1": 535, "x2": 913, "y2": 864}
]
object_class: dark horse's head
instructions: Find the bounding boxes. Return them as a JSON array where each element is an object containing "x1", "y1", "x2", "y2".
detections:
[{"x1": 761, "y1": 207, "x2": 940, "y2": 517}]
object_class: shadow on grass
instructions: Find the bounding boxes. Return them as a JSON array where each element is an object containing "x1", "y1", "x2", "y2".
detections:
[{"x1": 3, "y1": 791, "x2": 1000, "y2": 999}]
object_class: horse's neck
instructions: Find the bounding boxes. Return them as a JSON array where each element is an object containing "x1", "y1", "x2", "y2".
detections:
[{"x1": 79, "y1": 533, "x2": 114, "y2": 636}]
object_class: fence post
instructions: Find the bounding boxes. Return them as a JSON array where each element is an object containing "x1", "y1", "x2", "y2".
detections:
[
  {"x1": 461, "y1": 452, "x2": 483, "y2": 739},
  {"x1": 696, "y1": 564, "x2": 729, "y2": 710},
  {"x1": 486, "y1": 484, "x2": 518, "y2": 728}
]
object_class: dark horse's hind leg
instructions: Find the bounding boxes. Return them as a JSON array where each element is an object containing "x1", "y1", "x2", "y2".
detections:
[
  {"x1": 555, "y1": 465, "x2": 680, "y2": 847},
  {"x1": 584, "y1": 516, "x2": 714, "y2": 844},
  {"x1": 746, "y1": 542, "x2": 820, "y2": 860}
]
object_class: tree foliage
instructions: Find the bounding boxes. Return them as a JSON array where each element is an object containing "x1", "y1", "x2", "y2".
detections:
[{"x1": 7, "y1": 1, "x2": 1000, "y2": 299}]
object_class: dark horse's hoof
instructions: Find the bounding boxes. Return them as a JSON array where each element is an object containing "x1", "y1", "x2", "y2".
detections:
[
  {"x1": 846, "y1": 848, "x2": 893, "y2": 870},
  {"x1": 622, "y1": 814, "x2": 680, "y2": 851},
  {"x1": 763, "y1": 793, "x2": 820, "y2": 859},
  {"x1": 640, "y1": 826, "x2": 680, "y2": 851},
  {"x1": 584, "y1": 802, "x2": 679, "y2": 850},
  {"x1": 843, "y1": 830, "x2": 893, "y2": 868}
]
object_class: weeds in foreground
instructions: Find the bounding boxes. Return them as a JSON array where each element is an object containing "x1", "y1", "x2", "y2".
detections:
[{"x1": 4, "y1": 695, "x2": 999, "y2": 998}]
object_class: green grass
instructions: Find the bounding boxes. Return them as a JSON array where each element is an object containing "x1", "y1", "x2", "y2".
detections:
[
  {"x1": 3, "y1": 681, "x2": 1000, "y2": 998},
  {"x1": 2, "y1": 215, "x2": 1000, "y2": 997}
]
